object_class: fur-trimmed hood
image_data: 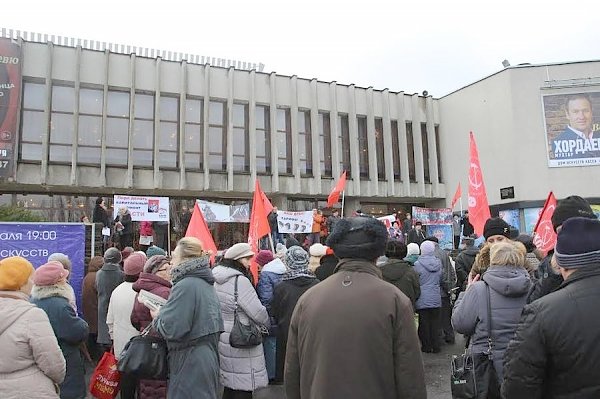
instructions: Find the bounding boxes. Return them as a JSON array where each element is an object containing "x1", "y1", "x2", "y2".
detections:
[{"x1": 31, "y1": 282, "x2": 75, "y2": 302}]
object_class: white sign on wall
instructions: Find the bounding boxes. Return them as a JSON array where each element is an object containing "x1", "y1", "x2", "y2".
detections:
[
  {"x1": 277, "y1": 211, "x2": 313, "y2": 233},
  {"x1": 113, "y1": 195, "x2": 170, "y2": 222}
]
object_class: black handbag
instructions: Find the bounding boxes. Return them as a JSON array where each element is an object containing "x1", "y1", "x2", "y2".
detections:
[
  {"x1": 118, "y1": 324, "x2": 168, "y2": 380},
  {"x1": 451, "y1": 282, "x2": 500, "y2": 399},
  {"x1": 229, "y1": 275, "x2": 266, "y2": 348}
]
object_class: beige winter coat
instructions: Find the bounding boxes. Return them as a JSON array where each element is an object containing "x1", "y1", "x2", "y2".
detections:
[{"x1": 0, "y1": 291, "x2": 66, "y2": 399}]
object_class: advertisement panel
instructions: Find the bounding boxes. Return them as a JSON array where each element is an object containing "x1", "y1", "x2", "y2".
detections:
[
  {"x1": 113, "y1": 195, "x2": 170, "y2": 222},
  {"x1": 499, "y1": 209, "x2": 521, "y2": 231},
  {"x1": 276, "y1": 211, "x2": 313, "y2": 234},
  {"x1": 425, "y1": 224, "x2": 453, "y2": 250},
  {"x1": 198, "y1": 200, "x2": 250, "y2": 223},
  {"x1": 542, "y1": 91, "x2": 600, "y2": 167},
  {"x1": 0, "y1": 38, "x2": 22, "y2": 180},
  {"x1": 412, "y1": 206, "x2": 453, "y2": 225},
  {"x1": 0, "y1": 223, "x2": 86, "y2": 314},
  {"x1": 523, "y1": 207, "x2": 543, "y2": 234}
]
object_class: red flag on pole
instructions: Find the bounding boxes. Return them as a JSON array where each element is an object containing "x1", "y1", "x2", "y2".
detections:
[
  {"x1": 533, "y1": 192, "x2": 558, "y2": 254},
  {"x1": 327, "y1": 171, "x2": 347, "y2": 208},
  {"x1": 185, "y1": 202, "x2": 218, "y2": 264},
  {"x1": 451, "y1": 183, "x2": 462, "y2": 208},
  {"x1": 248, "y1": 180, "x2": 272, "y2": 283},
  {"x1": 260, "y1": 189, "x2": 274, "y2": 215},
  {"x1": 467, "y1": 132, "x2": 491, "y2": 236}
]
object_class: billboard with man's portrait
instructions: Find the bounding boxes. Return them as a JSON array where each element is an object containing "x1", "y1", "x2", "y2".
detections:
[{"x1": 542, "y1": 91, "x2": 600, "y2": 167}]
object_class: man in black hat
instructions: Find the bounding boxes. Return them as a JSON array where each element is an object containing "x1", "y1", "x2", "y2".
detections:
[
  {"x1": 285, "y1": 217, "x2": 426, "y2": 399},
  {"x1": 503, "y1": 217, "x2": 600, "y2": 398},
  {"x1": 407, "y1": 221, "x2": 426, "y2": 246}
]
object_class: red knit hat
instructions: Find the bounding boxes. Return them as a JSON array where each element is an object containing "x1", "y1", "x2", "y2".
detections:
[
  {"x1": 34, "y1": 261, "x2": 69, "y2": 286},
  {"x1": 255, "y1": 250, "x2": 274, "y2": 267},
  {"x1": 124, "y1": 252, "x2": 147, "y2": 276}
]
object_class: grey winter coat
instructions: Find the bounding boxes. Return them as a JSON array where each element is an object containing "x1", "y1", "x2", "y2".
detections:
[
  {"x1": 452, "y1": 265, "x2": 531, "y2": 381},
  {"x1": 153, "y1": 257, "x2": 224, "y2": 399},
  {"x1": 434, "y1": 244, "x2": 456, "y2": 297},
  {"x1": 212, "y1": 264, "x2": 270, "y2": 392},
  {"x1": 414, "y1": 255, "x2": 442, "y2": 310},
  {"x1": 31, "y1": 284, "x2": 89, "y2": 399},
  {"x1": 95, "y1": 262, "x2": 124, "y2": 344}
]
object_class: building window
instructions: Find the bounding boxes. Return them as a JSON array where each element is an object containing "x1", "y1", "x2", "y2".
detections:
[
  {"x1": 391, "y1": 120, "x2": 401, "y2": 181},
  {"x1": 233, "y1": 103, "x2": 249, "y2": 172},
  {"x1": 255, "y1": 105, "x2": 271, "y2": 174},
  {"x1": 276, "y1": 108, "x2": 292, "y2": 174},
  {"x1": 319, "y1": 112, "x2": 332, "y2": 177},
  {"x1": 406, "y1": 123, "x2": 416, "y2": 182},
  {"x1": 159, "y1": 96, "x2": 178, "y2": 168},
  {"x1": 133, "y1": 93, "x2": 154, "y2": 167},
  {"x1": 184, "y1": 97, "x2": 203, "y2": 170},
  {"x1": 208, "y1": 100, "x2": 226, "y2": 171},
  {"x1": 357, "y1": 116, "x2": 369, "y2": 179},
  {"x1": 77, "y1": 88, "x2": 103, "y2": 165},
  {"x1": 337, "y1": 114, "x2": 351, "y2": 176},
  {"x1": 298, "y1": 110, "x2": 312, "y2": 176},
  {"x1": 20, "y1": 82, "x2": 46, "y2": 162},
  {"x1": 435, "y1": 125, "x2": 443, "y2": 183},
  {"x1": 421, "y1": 123, "x2": 430, "y2": 183},
  {"x1": 49, "y1": 85, "x2": 75, "y2": 163},
  {"x1": 375, "y1": 118, "x2": 385, "y2": 180},
  {"x1": 106, "y1": 90, "x2": 130, "y2": 166}
]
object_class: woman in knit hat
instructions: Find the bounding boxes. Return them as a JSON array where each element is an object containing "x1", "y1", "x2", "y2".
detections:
[
  {"x1": 255, "y1": 250, "x2": 287, "y2": 383},
  {"x1": 270, "y1": 246, "x2": 319, "y2": 382},
  {"x1": 314, "y1": 246, "x2": 339, "y2": 282},
  {"x1": 212, "y1": 243, "x2": 270, "y2": 397},
  {"x1": 414, "y1": 240, "x2": 443, "y2": 353},
  {"x1": 308, "y1": 243, "x2": 327, "y2": 273},
  {"x1": 0, "y1": 257, "x2": 66, "y2": 399},
  {"x1": 405, "y1": 242, "x2": 421, "y2": 265},
  {"x1": 31, "y1": 261, "x2": 89, "y2": 399}
]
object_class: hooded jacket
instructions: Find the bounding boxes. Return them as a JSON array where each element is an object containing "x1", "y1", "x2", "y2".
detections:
[
  {"x1": 452, "y1": 265, "x2": 531, "y2": 381},
  {"x1": 212, "y1": 264, "x2": 270, "y2": 391},
  {"x1": 0, "y1": 292, "x2": 66, "y2": 399},
  {"x1": 257, "y1": 258, "x2": 287, "y2": 336},
  {"x1": 381, "y1": 258, "x2": 421, "y2": 307},
  {"x1": 414, "y1": 255, "x2": 442, "y2": 310},
  {"x1": 31, "y1": 284, "x2": 89, "y2": 399}
]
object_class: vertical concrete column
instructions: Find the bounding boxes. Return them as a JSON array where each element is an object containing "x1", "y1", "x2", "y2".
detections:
[
  {"x1": 126, "y1": 53, "x2": 136, "y2": 189},
  {"x1": 411, "y1": 94, "x2": 425, "y2": 196},
  {"x1": 70, "y1": 45, "x2": 82, "y2": 186},
  {"x1": 226, "y1": 67, "x2": 234, "y2": 191},
  {"x1": 178, "y1": 60, "x2": 187, "y2": 190},
  {"x1": 310, "y1": 78, "x2": 321, "y2": 195},
  {"x1": 153, "y1": 57, "x2": 162, "y2": 189},
  {"x1": 269, "y1": 72, "x2": 279, "y2": 192},
  {"x1": 426, "y1": 95, "x2": 439, "y2": 197},
  {"x1": 348, "y1": 84, "x2": 360, "y2": 196},
  {"x1": 248, "y1": 69, "x2": 257, "y2": 192},
  {"x1": 290, "y1": 75, "x2": 300, "y2": 193},
  {"x1": 366, "y1": 87, "x2": 378, "y2": 195},
  {"x1": 99, "y1": 49, "x2": 109, "y2": 187},
  {"x1": 329, "y1": 81, "x2": 341, "y2": 181},
  {"x1": 202, "y1": 65, "x2": 211, "y2": 190},
  {"x1": 40, "y1": 42, "x2": 53, "y2": 185},
  {"x1": 397, "y1": 92, "x2": 410, "y2": 196},
  {"x1": 382, "y1": 89, "x2": 394, "y2": 196}
]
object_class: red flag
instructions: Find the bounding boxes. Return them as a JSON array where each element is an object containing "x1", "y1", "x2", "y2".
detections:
[
  {"x1": 327, "y1": 171, "x2": 347, "y2": 208},
  {"x1": 260, "y1": 189, "x2": 274, "y2": 215},
  {"x1": 467, "y1": 132, "x2": 491, "y2": 236},
  {"x1": 451, "y1": 183, "x2": 462, "y2": 208},
  {"x1": 185, "y1": 202, "x2": 218, "y2": 264},
  {"x1": 533, "y1": 192, "x2": 558, "y2": 254},
  {"x1": 248, "y1": 180, "x2": 272, "y2": 283}
]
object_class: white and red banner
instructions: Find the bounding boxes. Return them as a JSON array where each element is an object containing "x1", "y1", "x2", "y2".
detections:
[
  {"x1": 467, "y1": 132, "x2": 491, "y2": 236},
  {"x1": 533, "y1": 192, "x2": 558, "y2": 253},
  {"x1": 276, "y1": 211, "x2": 313, "y2": 234},
  {"x1": 113, "y1": 195, "x2": 170, "y2": 222}
]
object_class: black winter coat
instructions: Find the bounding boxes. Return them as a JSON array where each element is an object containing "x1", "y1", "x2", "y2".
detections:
[
  {"x1": 526, "y1": 253, "x2": 563, "y2": 304},
  {"x1": 315, "y1": 254, "x2": 338, "y2": 281},
  {"x1": 455, "y1": 247, "x2": 479, "y2": 290},
  {"x1": 503, "y1": 267, "x2": 600, "y2": 398},
  {"x1": 381, "y1": 258, "x2": 420, "y2": 307},
  {"x1": 92, "y1": 205, "x2": 109, "y2": 227}
]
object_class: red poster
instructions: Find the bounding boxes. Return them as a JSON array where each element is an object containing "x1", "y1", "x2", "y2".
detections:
[
  {"x1": 467, "y1": 132, "x2": 491, "y2": 236},
  {"x1": 0, "y1": 38, "x2": 22, "y2": 180}
]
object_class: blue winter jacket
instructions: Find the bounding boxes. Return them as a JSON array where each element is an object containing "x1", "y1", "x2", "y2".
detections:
[
  {"x1": 257, "y1": 258, "x2": 287, "y2": 335},
  {"x1": 414, "y1": 255, "x2": 443, "y2": 310}
]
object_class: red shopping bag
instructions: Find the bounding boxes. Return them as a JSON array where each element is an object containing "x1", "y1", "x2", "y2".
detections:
[{"x1": 89, "y1": 350, "x2": 121, "y2": 399}]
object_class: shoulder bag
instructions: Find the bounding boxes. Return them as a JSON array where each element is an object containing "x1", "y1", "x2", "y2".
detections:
[
  {"x1": 451, "y1": 282, "x2": 500, "y2": 398},
  {"x1": 117, "y1": 324, "x2": 168, "y2": 380},
  {"x1": 229, "y1": 275, "x2": 265, "y2": 348}
]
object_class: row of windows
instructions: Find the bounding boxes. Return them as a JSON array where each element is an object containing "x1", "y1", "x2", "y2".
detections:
[{"x1": 20, "y1": 82, "x2": 442, "y2": 182}]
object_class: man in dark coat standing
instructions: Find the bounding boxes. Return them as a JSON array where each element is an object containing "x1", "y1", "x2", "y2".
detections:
[
  {"x1": 95, "y1": 247, "x2": 124, "y2": 351},
  {"x1": 454, "y1": 236, "x2": 479, "y2": 291},
  {"x1": 503, "y1": 217, "x2": 600, "y2": 398},
  {"x1": 407, "y1": 221, "x2": 426, "y2": 246},
  {"x1": 381, "y1": 241, "x2": 420, "y2": 308},
  {"x1": 285, "y1": 217, "x2": 426, "y2": 399}
]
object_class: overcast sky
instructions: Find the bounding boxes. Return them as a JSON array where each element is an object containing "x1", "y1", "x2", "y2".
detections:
[{"x1": 7, "y1": 0, "x2": 599, "y2": 97}]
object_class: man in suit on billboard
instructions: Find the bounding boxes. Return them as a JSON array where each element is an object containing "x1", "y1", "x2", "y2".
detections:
[{"x1": 552, "y1": 94, "x2": 600, "y2": 160}]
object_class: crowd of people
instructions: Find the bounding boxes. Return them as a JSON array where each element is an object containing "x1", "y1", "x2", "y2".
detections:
[{"x1": 1, "y1": 194, "x2": 600, "y2": 398}]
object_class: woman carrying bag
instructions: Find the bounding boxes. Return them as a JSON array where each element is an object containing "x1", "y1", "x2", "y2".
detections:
[{"x1": 451, "y1": 242, "x2": 532, "y2": 398}]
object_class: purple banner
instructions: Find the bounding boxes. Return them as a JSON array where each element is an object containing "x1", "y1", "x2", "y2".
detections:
[{"x1": 0, "y1": 223, "x2": 86, "y2": 314}]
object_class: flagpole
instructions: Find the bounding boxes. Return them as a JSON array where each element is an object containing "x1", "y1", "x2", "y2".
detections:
[{"x1": 341, "y1": 190, "x2": 345, "y2": 218}]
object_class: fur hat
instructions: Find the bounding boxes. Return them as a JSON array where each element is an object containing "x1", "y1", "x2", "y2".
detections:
[
  {"x1": 326, "y1": 217, "x2": 388, "y2": 261},
  {"x1": 146, "y1": 245, "x2": 167, "y2": 258},
  {"x1": 483, "y1": 218, "x2": 512, "y2": 240},
  {"x1": 555, "y1": 217, "x2": 600, "y2": 269},
  {"x1": 225, "y1": 243, "x2": 254, "y2": 260},
  {"x1": 33, "y1": 261, "x2": 69, "y2": 286},
  {"x1": 406, "y1": 243, "x2": 420, "y2": 256},
  {"x1": 124, "y1": 252, "x2": 147, "y2": 276},
  {"x1": 309, "y1": 243, "x2": 328, "y2": 257},
  {"x1": 0, "y1": 256, "x2": 35, "y2": 291},
  {"x1": 255, "y1": 250, "x2": 275, "y2": 267},
  {"x1": 551, "y1": 195, "x2": 597, "y2": 231},
  {"x1": 385, "y1": 241, "x2": 408, "y2": 259},
  {"x1": 420, "y1": 241, "x2": 436, "y2": 256},
  {"x1": 104, "y1": 247, "x2": 122, "y2": 264}
]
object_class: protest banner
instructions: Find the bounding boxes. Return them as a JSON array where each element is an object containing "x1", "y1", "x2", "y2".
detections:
[
  {"x1": 377, "y1": 214, "x2": 397, "y2": 229},
  {"x1": 113, "y1": 195, "x2": 170, "y2": 222},
  {"x1": 198, "y1": 200, "x2": 250, "y2": 223},
  {"x1": 425, "y1": 224, "x2": 453, "y2": 250},
  {"x1": 0, "y1": 223, "x2": 85, "y2": 314},
  {"x1": 412, "y1": 206, "x2": 453, "y2": 225},
  {"x1": 277, "y1": 211, "x2": 313, "y2": 234}
]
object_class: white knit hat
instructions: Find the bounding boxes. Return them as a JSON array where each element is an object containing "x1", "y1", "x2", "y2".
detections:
[
  {"x1": 406, "y1": 243, "x2": 420, "y2": 256},
  {"x1": 309, "y1": 243, "x2": 328, "y2": 257}
]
